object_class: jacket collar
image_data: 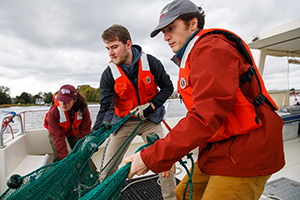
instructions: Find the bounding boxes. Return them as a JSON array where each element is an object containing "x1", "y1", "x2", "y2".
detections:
[{"x1": 171, "y1": 29, "x2": 201, "y2": 67}]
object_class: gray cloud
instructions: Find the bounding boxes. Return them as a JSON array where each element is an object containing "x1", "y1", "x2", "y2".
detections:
[{"x1": 0, "y1": 0, "x2": 299, "y2": 97}]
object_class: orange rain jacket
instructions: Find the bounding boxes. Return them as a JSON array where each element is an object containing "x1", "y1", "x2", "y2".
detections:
[
  {"x1": 178, "y1": 29, "x2": 277, "y2": 143},
  {"x1": 141, "y1": 29, "x2": 285, "y2": 177}
]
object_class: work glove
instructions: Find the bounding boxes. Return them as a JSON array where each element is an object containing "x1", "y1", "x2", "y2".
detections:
[
  {"x1": 130, "y1": 103, "x2": 154, "y2": 120},
  {"x1": 101, "y1": 121, "x2": 112, "y2": 130}
]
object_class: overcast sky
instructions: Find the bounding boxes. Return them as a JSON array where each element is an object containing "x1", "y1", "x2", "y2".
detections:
[{"x1": 1, "y1": 0, "x2": 299, "y2": 98}]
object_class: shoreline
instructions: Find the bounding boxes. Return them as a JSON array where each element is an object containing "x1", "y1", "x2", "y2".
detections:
[{"x1": 0, "y1": 102, "x2": 100, "y2": 108}]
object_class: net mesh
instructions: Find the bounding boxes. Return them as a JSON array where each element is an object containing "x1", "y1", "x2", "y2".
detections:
[
  {"x1": 0, "y1": 114, "x2": 139, "y2": 200},
  {"x1": 80, "y1": 143, "x2": 152, "y2": 200}
]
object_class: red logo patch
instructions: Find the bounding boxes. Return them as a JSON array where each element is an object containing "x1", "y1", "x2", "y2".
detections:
[{"x1": 159, "y1": 14, "x2": 165, "y2": 20}]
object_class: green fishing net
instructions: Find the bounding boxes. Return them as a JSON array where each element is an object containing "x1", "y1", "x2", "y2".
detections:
[
  {"x1": 79, "y1": 142, "x2": 152, "y2": 200},
  {"x1": 0, "y1": 113, "x2": 144, "y2": 200}
]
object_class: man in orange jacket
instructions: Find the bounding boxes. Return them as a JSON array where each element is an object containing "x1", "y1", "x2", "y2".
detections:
[
  {"x1": 92, "y1": 24, "x2": 176, "y2": 199},
  {"x1": 125, "y1": 0, "x2": 285, "y2": 199}
]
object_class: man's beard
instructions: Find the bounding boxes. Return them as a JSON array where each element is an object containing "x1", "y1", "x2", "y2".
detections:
[{"x1": 113, "y1": 49, "x2": 129, "y2": 65}]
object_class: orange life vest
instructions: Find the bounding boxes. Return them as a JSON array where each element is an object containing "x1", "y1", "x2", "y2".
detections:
[
  {"x1": 44, "y1": 95, "x2": 83, "y2": 137},
  {"x1": 43, "y1": 94, "x2": 58, "y2": 129},
  {"x1": 177, "y1": 28, "x2": 278, "y2": 143},
  {"x1": 109, "y1": 52, "x2": 158, "y2": 118}
]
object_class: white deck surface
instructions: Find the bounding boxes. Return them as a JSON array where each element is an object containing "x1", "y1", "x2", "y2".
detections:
[
  {"x1": 10, "y1": 155, "x2": 49, "y2": 177},
  {"x1": 268, "y1": 137, "x2": 300, "y2": 183}
]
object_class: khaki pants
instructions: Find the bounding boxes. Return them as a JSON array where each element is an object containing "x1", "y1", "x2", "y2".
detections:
[
  {"x1": 99, "y1": 119, "x2": 176, "y2": 200},
  {"x1": 175, "y1": 160, "x2": 271, "y2": 200}
]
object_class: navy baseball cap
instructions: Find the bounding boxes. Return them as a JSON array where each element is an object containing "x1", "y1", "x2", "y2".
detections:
[{"x1": 150, "y1": 0, "x2": 200, "y2": 38}]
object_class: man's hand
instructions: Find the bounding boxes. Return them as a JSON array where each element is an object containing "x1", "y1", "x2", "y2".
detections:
[
  {"x1": 162, "y1": 164, "x2": 176, "y2": 178},
  {"x1": 130, "y1": 103, "x2": 154, "y2": 120},
  {"x1": 124, "y1": 152, "x2": 149, "y2": 179}
]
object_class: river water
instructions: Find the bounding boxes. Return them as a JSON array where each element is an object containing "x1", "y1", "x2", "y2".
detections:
[
  {"x1": 1, "y1": 99, "x2": 187, "y2": 141},
  {"x1": 3, "y1": 95, "x2": 298, "y2": 142}
]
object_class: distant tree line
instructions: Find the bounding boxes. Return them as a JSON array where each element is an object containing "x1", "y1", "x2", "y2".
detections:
[
  {"x1": 77, "y1": 85, "x2": 100, "y2": 103},
  {"x1": 0, "y1": 84, "x2": 180, "y2": 106},
  {"x1": 0, "y1": 85, "x2": 100, "y2": 105},
  {"x1": 0, "y1": 86, "x2": 12, "y2": 104}
]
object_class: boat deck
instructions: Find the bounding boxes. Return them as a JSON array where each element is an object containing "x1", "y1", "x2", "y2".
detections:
[{"x1": 268, "y1": 137, "x2": 300, "y2": 183}]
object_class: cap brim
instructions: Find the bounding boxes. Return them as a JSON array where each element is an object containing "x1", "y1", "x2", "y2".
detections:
[
  {"x1": 150, "y1": 15, "x2": 179, "y2": 38},
  {"x1": 55, "y1": 95, "x2": 73, "y2": 103}
]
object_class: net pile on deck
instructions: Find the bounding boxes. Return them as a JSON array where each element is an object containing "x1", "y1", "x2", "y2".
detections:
[{"x1": 0, "y1": 113, "x2": 140, "y2": 200}]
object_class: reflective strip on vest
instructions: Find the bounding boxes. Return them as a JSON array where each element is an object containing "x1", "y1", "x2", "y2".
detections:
[
  {"x1": 109, "y1": 62, "x2": 122, "y2": 80},
  {"x1": 141, "y1": 53, "x2": 150, "y2": 71},
  {"x1": 77, "y1": 111, "x2": 83, "y2": 120},
  {"x1": 57, "y1": 106, "x2": 82, "y2": 122},
  {"x1": 180, "y1": 36, "x2": 199, "y2": 70},
  {"x1": 57, "y1": 106, "x2": 67, "y2": 123}
]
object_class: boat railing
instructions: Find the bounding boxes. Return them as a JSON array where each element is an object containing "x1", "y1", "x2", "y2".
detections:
[
  {"x1": 268, "y1": 89, "x2": 300, "y2": 107},
  {"x1": 18, "y1": 108, "x2": 50, "y2": 131},
  {"x1": 0, "y1": 112, "x2": 24, "y2": 148},
  {"x1": 0, "y1": 105, "x2": 101, "y2": 148},
  {"x1": 0, "y1": 108, "x2": 50, "y2": 148}
]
